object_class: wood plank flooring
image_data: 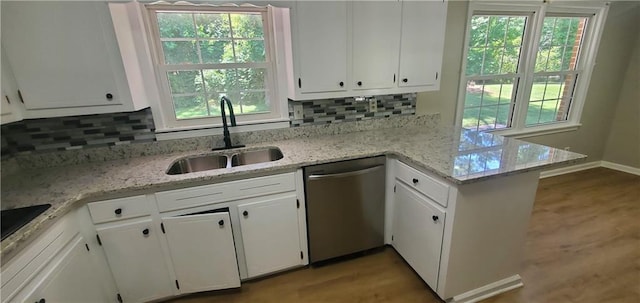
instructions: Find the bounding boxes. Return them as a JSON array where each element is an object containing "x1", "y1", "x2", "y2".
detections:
[
  {"x1": 483, "y1": 168, "x2": 640, "y2": 303},
  {"x1": 164, "y1": 168, "x2": 640, "y2": 303}
]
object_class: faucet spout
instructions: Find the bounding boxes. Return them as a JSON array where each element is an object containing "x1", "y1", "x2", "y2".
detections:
[{"x1": 213, "y1": 96, "x2": 245, "y2": 151}]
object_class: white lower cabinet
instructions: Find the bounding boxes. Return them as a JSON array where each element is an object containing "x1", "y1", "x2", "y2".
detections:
[
  {"x1": 96, "y1": 218, "x2": 174, "y2": 303},
  {"x1": 238, "y1": 194, "x2": 304, "y2": 278},
  {"x1": 2, "y1": 207, "x2": 117, "y2": 303},
  {"x1": 5, "y1": 171, "x2": 307, "y2": 302},
  {"x1": 389, "y1": 159, "x2": 541, "y2": 302},
  {"x1": 22, "y1": 236, "x2": 113, "y2": 303},
  {"x1": 162, "y1": 212, "x2": 240, "y2": 293},
  {"x1": 392, "y1": 181, "x2": 445, "y2": 289},
  {"x1": 85, "y1": 171, "x2": 306, "y2": 301}
]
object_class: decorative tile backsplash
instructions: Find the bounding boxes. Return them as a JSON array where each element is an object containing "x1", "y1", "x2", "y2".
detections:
[
  {"x1": 1, "y1": 108, "x2": 156, "y2": 157},
  {"x1": 1, "y1": 93, "x2": 416, "y2": 157},
  {"x1": 8, "y1": 114, "x2": 439, "y2": 171},
  {"x1": 288, "y1": 93, "x2": 416, "y2": 127}
]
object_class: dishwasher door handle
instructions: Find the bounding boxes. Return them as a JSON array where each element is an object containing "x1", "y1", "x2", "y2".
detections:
[{"x1": 307, "y1": 165, "x2": 384, "y2": 180}]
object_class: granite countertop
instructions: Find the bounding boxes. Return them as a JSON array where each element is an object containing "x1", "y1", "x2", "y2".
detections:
[{"x1": 0, "y1": 125, "x2": 586, "y2": 259}]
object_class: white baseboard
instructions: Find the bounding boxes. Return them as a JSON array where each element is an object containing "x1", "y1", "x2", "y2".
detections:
[
  {"x1": 601, "y1": 161, "x2": 640, "y2": 176},
  {"x1": 446, "y1": 275, "x2": 523, "y2": 303},
  {"x1": 539, "y1": 160, "x2": 640, "y2": 178},
  {"x1": 539, "y1": 161, "x2": 601, "y2": 178}
]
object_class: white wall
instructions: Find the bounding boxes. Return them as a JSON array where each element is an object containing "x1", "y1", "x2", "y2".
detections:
[{"x1": 603, "y1": 26, "x2": 640, "y2": 168}]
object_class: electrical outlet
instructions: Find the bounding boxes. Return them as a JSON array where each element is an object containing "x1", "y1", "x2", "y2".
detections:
[
  {"x1": 369, "y1": 98, "x2": 377, "y2": 112},
  {"x1": 293, "y1": 104, "x2": 303, "y2": 120},
  {"x1": 564, "y1": 147, "x2": 571, "y2": 151}
]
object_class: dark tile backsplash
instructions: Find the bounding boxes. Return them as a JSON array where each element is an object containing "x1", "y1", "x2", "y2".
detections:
[
  {"x1": 288, "y1": 93, "x2": 416, "y2": 127},
  {"x1": 1, "y1": 93, "x2": 416, "y2": 158},
  {"x1": 1, "y1": 108, "x2": 156, "y2": 157}
]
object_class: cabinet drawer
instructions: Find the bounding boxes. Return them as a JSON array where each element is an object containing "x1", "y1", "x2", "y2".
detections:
[
  {"x1": 88, "y1": 195, "x2": 150, "y2": 224},
  {"x1": 155, "y1": 173, "x2": 296, "y2": 212},
  {"x1": 396, "y1": 161, "x2": 449, "y2": 207}
]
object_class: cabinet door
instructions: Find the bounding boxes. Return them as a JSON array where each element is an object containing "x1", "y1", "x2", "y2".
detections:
[
  {"x1": 351, "y1": 2, "x2": 402, "y2": 90},
  {"x1": 162, "y1": 212, "x2": 240, "y2": 294},
  {"x1": 1, "y1": 65, "x2": 16, "y2": 122},
  {"x1": 398, "y1": 1, "x2": 447, "y2": 88},
  {"x1": 392, "y1": 181, "x2": 445, "y2": 289},
  {"x1": 1, "y1": 47, "x2": 21, "y2": 124},
  {"x1": 97, "y1": 219, "x2": 173, "y2": 303},
  {"x1": 294, "y1": 2, "x2": 348, "y2": 93},
  {"x1": 1, "y1": 1, "x2": 129, "y2": 110},
  {"x1": 22, "y1": 237, "x2": 114, "y2": 303},
  {"x1": 238, "y1": 194, "x2": 302, "y2": 278}
]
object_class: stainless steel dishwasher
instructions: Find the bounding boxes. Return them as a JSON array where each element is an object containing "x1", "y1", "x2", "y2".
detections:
[{"x1": 304, "y1": 156, "x2": 386, "y2": 263}]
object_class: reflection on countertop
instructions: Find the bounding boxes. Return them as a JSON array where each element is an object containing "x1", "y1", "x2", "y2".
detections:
[{"x1": 452, "y1": 129, "x2": 567, "y2": 180}]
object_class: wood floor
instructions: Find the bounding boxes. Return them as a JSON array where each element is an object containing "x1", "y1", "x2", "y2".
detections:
[{"x1": 164, "y1": 168, "x2": 640, "y2": 303}]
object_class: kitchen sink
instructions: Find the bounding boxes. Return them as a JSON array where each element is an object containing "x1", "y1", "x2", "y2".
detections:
[
  {"x1": 167, "y1": 154, "x2": 229, "y2": 175},
  {"x1": 166, "y1": 147, "x2": 283, "y2": 175},
  {"x1": 231, "y1": 148, "x2": 284, "y2": 167}
]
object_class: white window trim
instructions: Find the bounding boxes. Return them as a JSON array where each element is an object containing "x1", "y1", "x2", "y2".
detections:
[
  {"x1": 154, "y1": 120, "x2": 290, "y2": 140},
  {"x1": 455, "y1": 1, "x2": 610, "y2": 137},
  {"x1": 140, "y1": 2, "x2": 290, "y2": 135}
]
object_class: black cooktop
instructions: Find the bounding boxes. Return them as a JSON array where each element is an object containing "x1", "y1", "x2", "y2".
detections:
[{"x1": 1, "y1": 204, "x2": 51, "y2": 241}]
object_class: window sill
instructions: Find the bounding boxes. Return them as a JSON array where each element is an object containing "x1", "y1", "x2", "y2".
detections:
[
  {"x1": 155, "y1": 119, "x2": 290, "y2": 141},
  {"x1": 490, "y1": 123, "x2": 582, "y2": 139}
]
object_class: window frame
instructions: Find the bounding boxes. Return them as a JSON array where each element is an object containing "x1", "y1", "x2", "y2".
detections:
[
  {"x1": 143, "y1": 3, "x2": 289, "y2": 133},
  {"x1": 456, "y1": 1, "x2": 609, "y2": 137}
]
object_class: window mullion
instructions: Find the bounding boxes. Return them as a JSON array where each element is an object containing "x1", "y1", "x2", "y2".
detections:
[
  {"x1": 511, "y1": 6, "x2": 546, "y2": 131},
  {"x1": 192, "y1": 14, "x2": 204, "y2": 65}
]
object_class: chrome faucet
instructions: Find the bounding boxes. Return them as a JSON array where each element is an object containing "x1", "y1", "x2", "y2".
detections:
[{"x1": 213, "y1": 96, "x2": 245, "y2": 151}]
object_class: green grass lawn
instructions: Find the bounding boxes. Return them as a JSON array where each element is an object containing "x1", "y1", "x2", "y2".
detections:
[{"x1": 462, "y1": 83, "x2": 567, "y2": 129}]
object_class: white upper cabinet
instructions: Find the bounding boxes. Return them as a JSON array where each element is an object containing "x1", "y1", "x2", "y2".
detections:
[
  {"x1": 398, "y1": 1, "x2": 447, "y2": 88},
  {"x1": 1, "y1": 47, "x2": 22, "y2": 125},
  {"x1": 0, "y1": 1, "x2": 148, "y2": 118},
  {"x1": 293, "y1": 2, "x2": 348, "y2": 94},
  {"x1": 351, "y1": 2, "x2": 402, "y2": 91},
  {"x1": 286, "y1": 1, "x2": 448, "y2": 100}
]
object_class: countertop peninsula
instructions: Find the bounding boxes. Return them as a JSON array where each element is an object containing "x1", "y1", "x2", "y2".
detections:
[{"x1": 0, "y1": 123, "x2": 586, "y2": 260}]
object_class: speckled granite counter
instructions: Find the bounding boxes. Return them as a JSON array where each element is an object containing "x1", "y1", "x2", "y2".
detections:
[{"x1": 0, "y1": 121, "x2": 586, "y2": 260}]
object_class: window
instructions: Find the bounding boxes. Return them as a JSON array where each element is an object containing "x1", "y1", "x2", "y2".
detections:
[
  {"x1": 457, "y1": 2, "x2": 609, "y2": 135},
  {"x1": 146, "y1": 4, "x2": 288, "y2": 131}
]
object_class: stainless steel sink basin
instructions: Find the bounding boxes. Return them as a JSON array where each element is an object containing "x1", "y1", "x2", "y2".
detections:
[
  {"x1": 166, "y1": 147, "x2": 283, "y2": 175},
  {"x1": 167, "y1": 154, "x2": 229, "y2": 175},
  {"x1": 231, "y1": 148, "x2": 284, "y2": 167}
]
